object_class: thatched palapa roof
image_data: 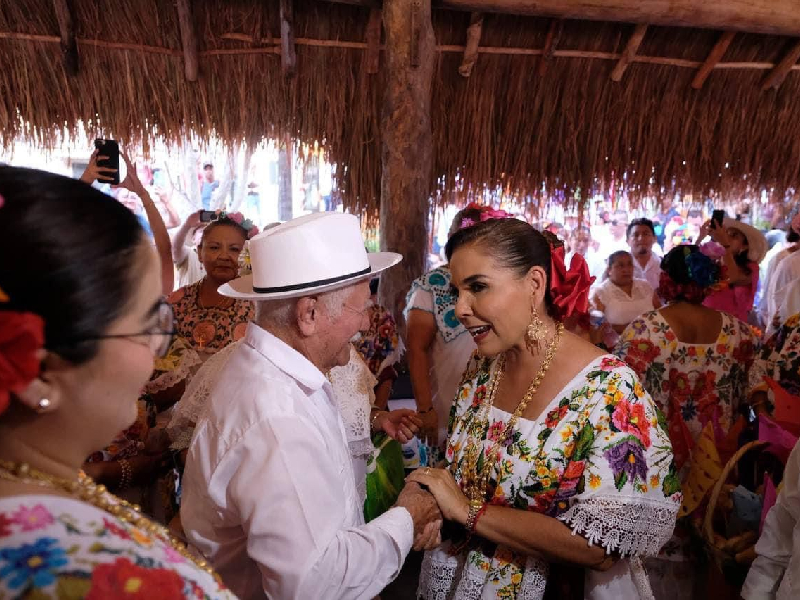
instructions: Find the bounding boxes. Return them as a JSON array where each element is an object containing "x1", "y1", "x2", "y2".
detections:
[{"x1": 2, "y1": 0, "x2": 800, "y2": 212}]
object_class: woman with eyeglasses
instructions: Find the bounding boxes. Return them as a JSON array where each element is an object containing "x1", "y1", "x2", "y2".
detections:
[{"x1": 0, "y1": 167, "x2": 236, "y2": 598}]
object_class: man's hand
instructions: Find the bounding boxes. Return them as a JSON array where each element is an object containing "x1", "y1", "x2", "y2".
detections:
[
  {"x1": 395, "y1": 481, "x2": 442, "y2": 545},
  {"x1": 375, "y1": 409, "x2": 422, "y2": 444},
  {"x1": 80, "y1": 149, "x2": 117, "y2": 185},
  {"x1": 114, "y1": 152, "x2": 146, "y2": 197}
]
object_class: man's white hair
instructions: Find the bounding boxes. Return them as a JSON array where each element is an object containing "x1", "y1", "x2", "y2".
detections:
[{"x1": 255, "y1": 286, "x2": 353, "y2": 328}]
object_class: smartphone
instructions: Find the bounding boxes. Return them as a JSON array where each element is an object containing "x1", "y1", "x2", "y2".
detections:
[
  {"x1": 94, "y1": 139, "x2": 120, "y2": 185},
  {"x1": 199, "y1": 210, "x2": 217, "y2": 222},
  {"x1": 711, "y1": 209, "x2": 725, "y2": 229}
]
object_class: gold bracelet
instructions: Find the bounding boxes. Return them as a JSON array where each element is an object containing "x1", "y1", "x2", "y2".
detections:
[{"x1": 371, "y1": 410, "x2": 385, "y2": 431}]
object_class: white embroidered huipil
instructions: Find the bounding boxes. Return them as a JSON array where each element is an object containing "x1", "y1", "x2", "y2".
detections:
[{"x1": 181, "y1": 323, "x2": 414, "y2": 600}]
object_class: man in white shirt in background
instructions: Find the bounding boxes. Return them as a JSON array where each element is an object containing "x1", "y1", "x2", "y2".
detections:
[
  {"x1": 628, "y1": 217, "x2": 662, "y2": 291},
  {"x1": 181, "y1": 212, "x2": 441, "y2": 599}
]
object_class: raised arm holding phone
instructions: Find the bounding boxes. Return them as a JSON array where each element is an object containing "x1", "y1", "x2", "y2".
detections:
[{"x1": 81, "y1": 145, "x2": 174, "y2": 294}]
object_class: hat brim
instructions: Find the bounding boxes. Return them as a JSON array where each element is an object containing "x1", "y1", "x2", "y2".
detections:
[
  {"x1": 722, "y1": 218, "x2": 768, "y2": 264},
  {"x1": 219, "y1": 252, "x2": 403, "y2": 300}
]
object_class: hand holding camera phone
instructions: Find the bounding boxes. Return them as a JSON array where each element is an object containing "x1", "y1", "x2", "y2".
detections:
[
  {"x1": 711, "y1": 209, "x2": 725, "y2": 230},
  {"x1": 93, "y1": 139, "x2": 121, "y2": 185}
]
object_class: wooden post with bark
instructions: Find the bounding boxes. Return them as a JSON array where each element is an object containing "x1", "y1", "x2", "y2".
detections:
[{"x1": 379, "y1": 0, "x2": 436, "y2": 331}]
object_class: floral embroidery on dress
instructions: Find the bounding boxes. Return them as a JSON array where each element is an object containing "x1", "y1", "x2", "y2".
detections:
[
  {"x1": 0, "y1": 497, "x2": 233, "y2": 599},
  {"x1": 355, "y1": 305, "x2": 402, "y2": 380},
  {"x1": 419, "y1": 354, "x2": 680, "y2": 600},
  {"x1": 168, "y1": 280, "x2": 254, "y2": 353},
  {"x1": 615, "y1": 310, "x2": 757, "y2": 470},
  {"x1": 749, "y1": 312, "x2": 800, "y2": 399},
  {"x1": 405, "y1": 267, "x2": 466, "y2": 343}
]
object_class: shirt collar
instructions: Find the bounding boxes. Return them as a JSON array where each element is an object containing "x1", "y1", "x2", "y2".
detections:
[{"x1": 242, "y1": 322, "x2": 327, "y2": 392}]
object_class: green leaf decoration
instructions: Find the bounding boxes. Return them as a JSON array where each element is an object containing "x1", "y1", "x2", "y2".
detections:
[
  {"x1": 574, "y1": 423, "x2": 596, "y2": 461},
  {"x1": 614, "y1": 470, "x2": 628, "y2": 491}
]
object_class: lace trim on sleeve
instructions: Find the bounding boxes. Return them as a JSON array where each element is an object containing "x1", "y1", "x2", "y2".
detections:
[
  {"x1": 330, "y1": 346, "x2": 376, "y2": 457},
  {"x1": 556, "y1": 494, "x2": 678, "y2": 557}
]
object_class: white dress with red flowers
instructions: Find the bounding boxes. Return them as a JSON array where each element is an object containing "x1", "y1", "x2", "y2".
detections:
[
  {"x1": 417, "y1": 354, "x2": 680, "y2": 600},
  {"x1": 615, "y1": 310, "x2": 757, "y2": 472},
  {"x1": 0, "y1": 495, "x2": 234, "y2": 599}
]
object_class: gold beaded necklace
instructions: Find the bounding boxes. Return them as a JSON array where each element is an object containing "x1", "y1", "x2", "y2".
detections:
[
  {"x1": 456, "y1": 322, "x2": 564, "y2": 511},
  {"x1": 0, "y1": 460, "x2": 215, "y2": 577}
]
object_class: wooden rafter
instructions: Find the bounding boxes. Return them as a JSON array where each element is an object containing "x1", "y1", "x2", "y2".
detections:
[
  {"x1": 175, "y1": 0, "x2": 198, "y2": 81},
  {"x1": 611, "y1": 23, "x2": 647, "y2": 81},
  {"x1": 279, "y1": 0, "x2": 297, "y2": 77},
  {"x1": 761, "y1": 39, "x2": 800, "y2": 90},
  {"x1": 51, "y1": 0, "x2": 78, "y2": 76},
  {"x1": 537, "y1": 18, "x2": 563, "y2": 77},
  {"x1": 691, "y1": 31, "x2": 735, "y2": 89},
  {"x1": 365, "y1": 8, "x2": 382, "y2": 74},
  {"x1": 458, "y1": 12, "x2": 483, "y2": 77}
]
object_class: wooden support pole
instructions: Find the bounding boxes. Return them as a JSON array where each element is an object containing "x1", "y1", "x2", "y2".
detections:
[
  {"x1": 365, "y1": 8, "x2": 382, "y2": 74},
  {"x1": 175, "y1": 0, "x2": 199, "y2": 82},
  {"x1": 537, "y1": 18, "x2": 562, "y2": 77},
  {"x1": 279, "y1": 0, "x2": 297, "y2": 77},
  {"x1": 761, "y1": 39, "x2": 800, "y2": 90},
  {"x1": 611, "y1": 23, "x2": 647, "y2": 81},
  {"x1": 379, "y1": 0, "x2": 436, "y2": 330},
  {"x1": 459, "y1": 12, "x2": 483, "y2": 77},
  {"x1": 692, "y1": 31, "x2": 735, "y2": 89},
  {"x1": 52, "y1": 0, "x2": 78, "y2": 76}
]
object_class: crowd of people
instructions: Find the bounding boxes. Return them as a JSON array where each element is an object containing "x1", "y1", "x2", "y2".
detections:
[{"x1": 1, "y1": 160, "x2": 800, "y2": 600}]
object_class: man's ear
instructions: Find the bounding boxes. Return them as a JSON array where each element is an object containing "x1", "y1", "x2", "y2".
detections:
[
  {"x1": 12, "y1": 350, "x2": 66, "y2": 414},
  {"x1": 295, "y1": 296, "x2": 319, "y2": 337}
]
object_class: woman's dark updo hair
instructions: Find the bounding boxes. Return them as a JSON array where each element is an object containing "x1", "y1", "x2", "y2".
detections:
[
  {"x1": 199, "y1": 217, "x2": 248, "y2": 247},
  {"x1": 445, "y1": 218, "x2": 554, "y2": 313},
  {"x1": 658, "y1": 244, "x2": 721, "y2": 304},
  {"x1": 0, "y1": 167, "x2": 146, "y2": 365}
]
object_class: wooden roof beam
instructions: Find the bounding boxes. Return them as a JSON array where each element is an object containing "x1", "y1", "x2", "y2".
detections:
[
  {"x1": 280, "y1": 0, "x2": 297, "y2": 78},
  {"x1": 52, "y1": 0, "x2": 78, "y2": 76},
  {"x1": 611, "y1": 23, "x2": 647, "y2": 82},
  {"x1": 458, "y1": 12, "x2": 483, "y2": 77},
  {"x1": 691, "y1": 31, "x2": 735, "y2": 89},
  {"x1": 761, "y1": 39, "x2": 800, "y2": 90},
  {"x1": 319, "y1": 0, "x2": 800, "y2": 37},
  {"x1": 175, "y1": 0, "x2": 198, "y2": 81},
  {"x1": 538, "y1": 18, "x2": 563, "y2": 77}
]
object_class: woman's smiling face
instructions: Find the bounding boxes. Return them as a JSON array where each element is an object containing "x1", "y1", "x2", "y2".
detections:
[{"x1": 449, "y1": 242, "x2": 546, "y2": 357}]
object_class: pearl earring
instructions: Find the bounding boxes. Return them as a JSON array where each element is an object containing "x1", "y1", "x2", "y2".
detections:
[{"x1": 36, "y1": 398, "x2": 51, "y2": 413}]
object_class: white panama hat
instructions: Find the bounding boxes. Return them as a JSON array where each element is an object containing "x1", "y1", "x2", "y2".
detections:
[
  {"x1": 219, "y1": 212, "x2": 402, "y2": 300},
  {"x1": 722, "y1": 217, "x2": 768, "y2": 264}
]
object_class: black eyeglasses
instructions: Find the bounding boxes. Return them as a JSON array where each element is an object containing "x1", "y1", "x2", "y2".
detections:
[{"x1": 69, "y1": 300, "x2": 177, "y2": 358}]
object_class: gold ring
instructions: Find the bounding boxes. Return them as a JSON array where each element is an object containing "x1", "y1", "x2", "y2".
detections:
[{"x1": 425, "y1": 468, "x2": 431, "y2": 475}]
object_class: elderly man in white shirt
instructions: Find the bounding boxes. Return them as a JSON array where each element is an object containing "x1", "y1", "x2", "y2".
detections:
[
  {"x1": 627, "y1": 217, "x2": 662, "y2": 291},
  {"x1": 181, "y1": 212, "x2": 441, "y2": 599}
]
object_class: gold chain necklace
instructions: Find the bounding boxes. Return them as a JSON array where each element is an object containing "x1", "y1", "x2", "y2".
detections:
[
  {"x1": 458, "y1": 322, "x2": 564, "y2": 510},
  {"x1": 0, "y1": 460, "x2": 215, "y2": 578}
]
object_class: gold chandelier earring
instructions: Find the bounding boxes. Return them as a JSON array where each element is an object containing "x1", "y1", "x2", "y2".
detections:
[{"x1": 526, "y1": 308, "x2": 546, "y2": 350}]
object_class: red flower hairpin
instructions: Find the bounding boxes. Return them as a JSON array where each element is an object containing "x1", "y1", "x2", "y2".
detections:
[
  {"x1": 549, "y1": 246, "x2": 595, "y2": 322},
  {"x1": 0, "y1": 299, "x2": 45, "y2": 415}
]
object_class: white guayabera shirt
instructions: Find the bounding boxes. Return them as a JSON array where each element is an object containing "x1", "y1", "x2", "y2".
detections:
[{"x1": 181, "y1": 323, "x2": 414, "y2": 599}]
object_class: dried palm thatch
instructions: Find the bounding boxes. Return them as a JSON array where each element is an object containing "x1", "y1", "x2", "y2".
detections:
[{"x1": 1, "y1": 0, "x2": 799, "y2": 213}]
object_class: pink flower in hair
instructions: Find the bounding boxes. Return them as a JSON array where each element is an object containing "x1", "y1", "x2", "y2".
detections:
[
  {"x1": 247, "y1": 226, "x2": 259, "y2": 239},
  {"x1": 227, "y1": 212, "x2": 244, "y2": 225},
  {"x1": 699, "y1": 241, "x2": 726, "y2": 259},
  {"x1": 461, "y1": 218, "x2": 476, "y2": 228}
]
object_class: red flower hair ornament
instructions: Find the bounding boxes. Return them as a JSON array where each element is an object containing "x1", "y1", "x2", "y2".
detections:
[
  {"x1": 0, "y1": 286, "x2": 45, "y2": 417},
  {"x1": 549, "y1": 245, "x2": 595, "y2": 322}
]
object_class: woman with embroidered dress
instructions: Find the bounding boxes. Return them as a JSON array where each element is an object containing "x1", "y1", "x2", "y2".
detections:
[
  {"x1": 167, "y1": 211, "x2": 258, "y2": 358},
  {"x1": 405, "y1": 205, "x2": 509, "y2": 451},
  {"x1": 614, "y1": 245, "x2": 758, "y2": 599},
  {"x1": 409, "y1": 218, "x2": 680, "y2": 600},
  {"x1": 0, "y1": 167, "x2": 233, "y2": 598},
  {"x1": 748, "y1": 311, "x2": 800, "y2": 414}
]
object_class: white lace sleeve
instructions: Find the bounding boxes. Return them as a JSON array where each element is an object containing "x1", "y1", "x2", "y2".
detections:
[
  {"x1": 143, "y1": 338, "x2": 202, "y2": 395},
  {"x1": 329, "y1": 345, "x2": 377, "y2": 459},
  {"x1": 168, "y1": 341, "x2": 241, "y2": 450}
]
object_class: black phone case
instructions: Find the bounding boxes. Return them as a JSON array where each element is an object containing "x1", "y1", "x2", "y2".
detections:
[{"x1": 94, "y1": 139, "x2": 121, "y2": 185}]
